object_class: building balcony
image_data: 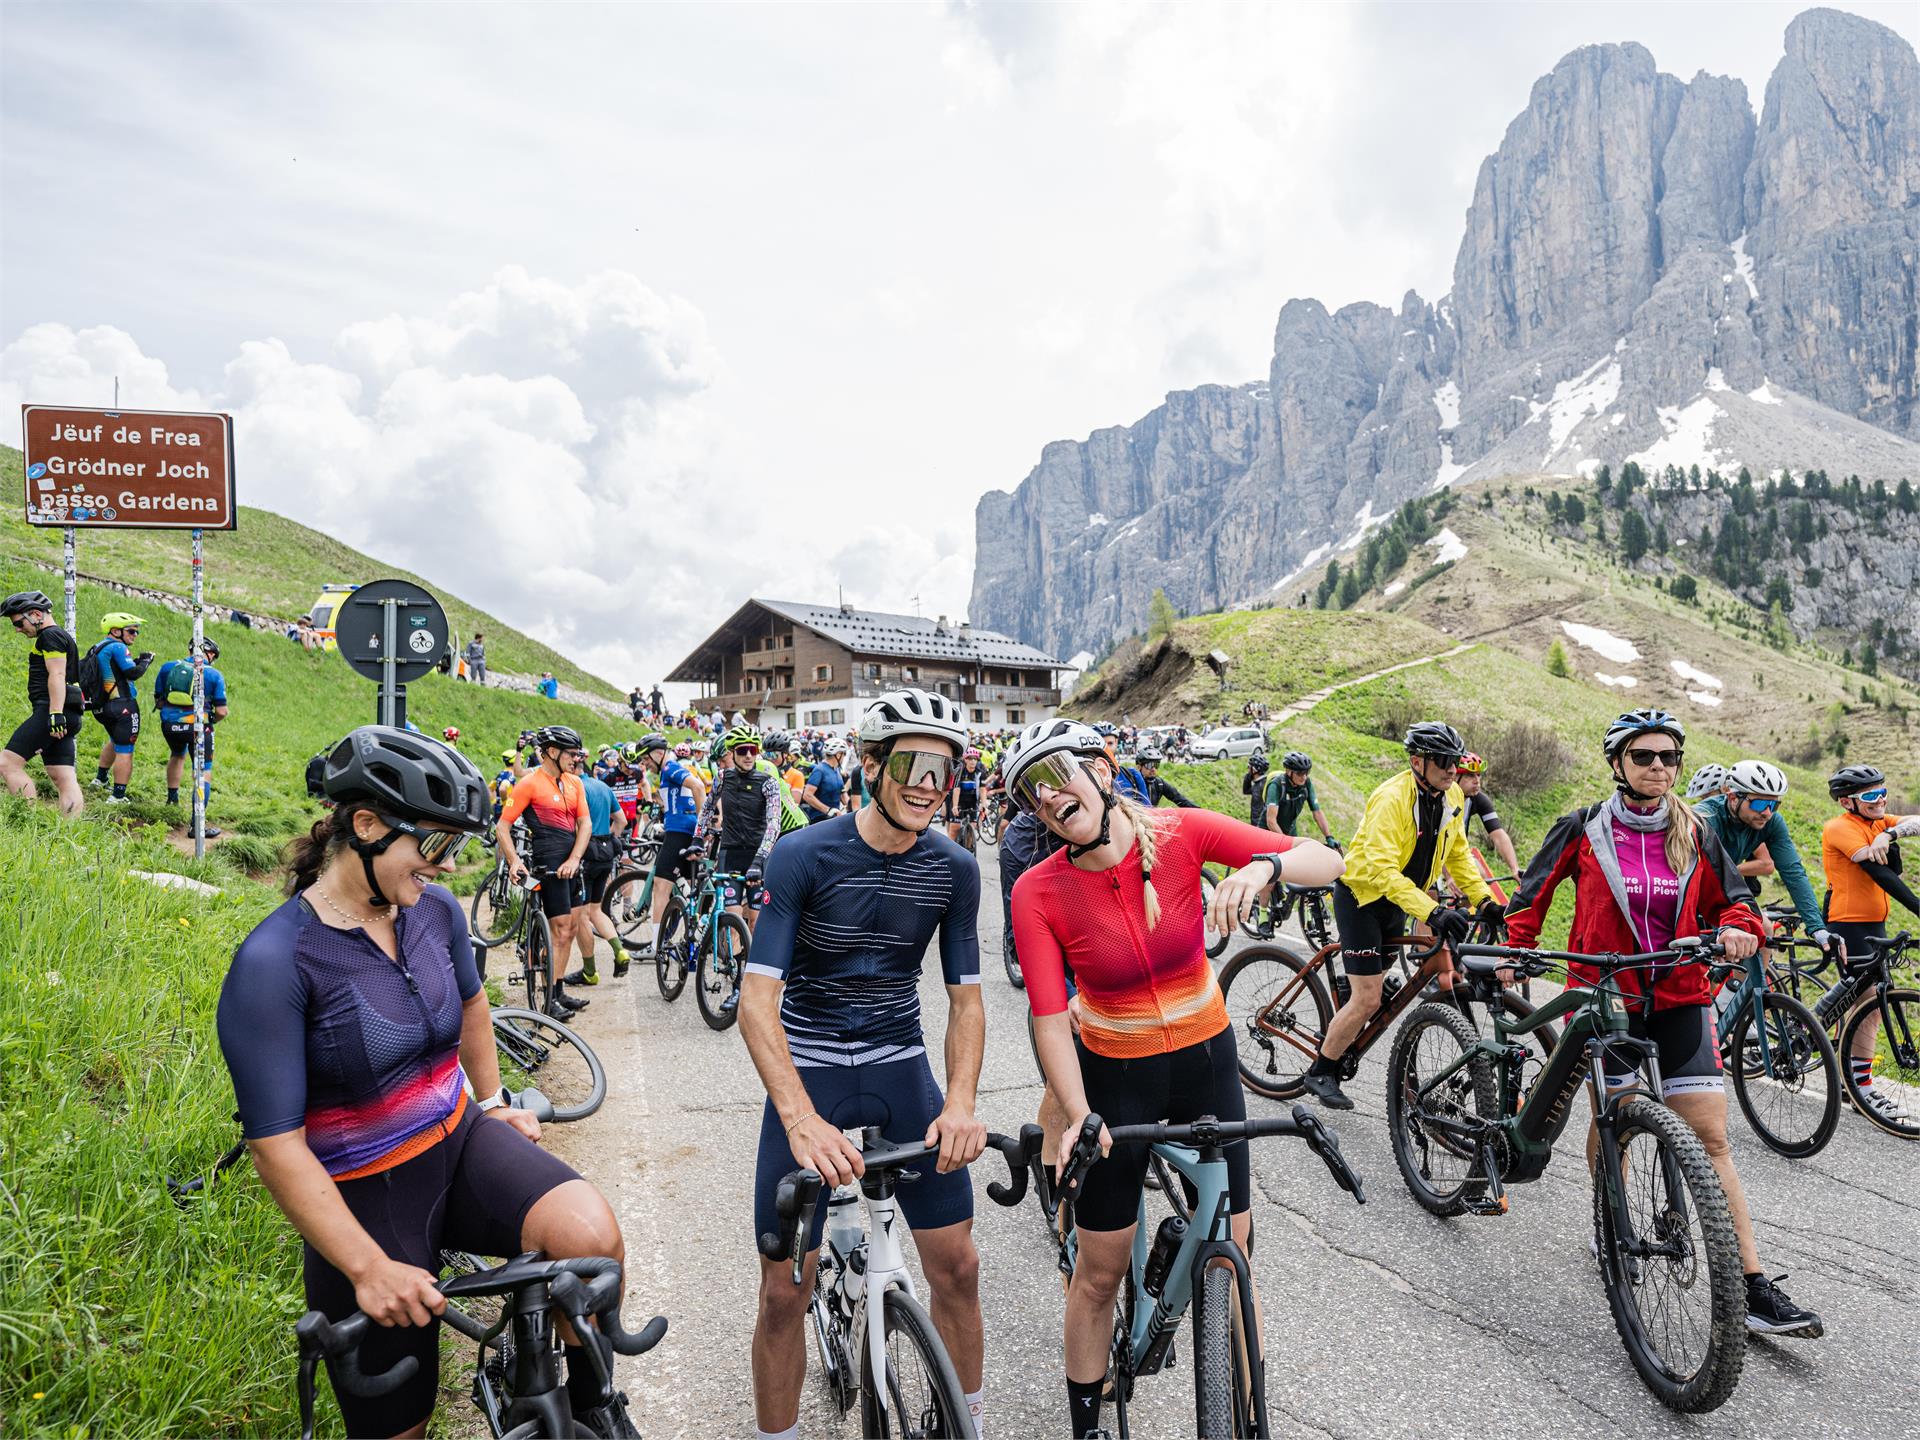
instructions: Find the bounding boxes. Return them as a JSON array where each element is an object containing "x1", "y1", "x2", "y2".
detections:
[
  {"x1": 706, "y1": 686, "x2": 796, "y2": 714},
  {"x1": 962, "y1": 683, "x2": 1061, "y2": 706}
]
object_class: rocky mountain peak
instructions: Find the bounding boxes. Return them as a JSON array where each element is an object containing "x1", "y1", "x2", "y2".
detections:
[{"x1": 971, "y1": 9, "x2": 1920, "y2": 662}]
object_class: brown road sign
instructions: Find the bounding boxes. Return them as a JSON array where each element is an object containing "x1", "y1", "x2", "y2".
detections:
[{"x1": 22, "y1": 404, "x2": 237, "y2": 530}]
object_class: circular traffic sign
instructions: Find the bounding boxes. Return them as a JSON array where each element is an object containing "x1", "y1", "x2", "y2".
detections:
[{"x1": 332, "y1": 578, "x2": 450, "y2": 683}]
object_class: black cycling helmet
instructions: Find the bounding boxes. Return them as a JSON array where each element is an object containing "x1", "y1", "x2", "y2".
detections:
[
  {"x1": 1828, "y1": 763, "x2": 1886, "y2": 800},
  {"x1": 637, "y1": 731, "x2": 669, "y2": 754},
  {"x1": 534, "y1": 724, "x2": 583, "y2": 754},
  {"x1": 1602, "y1": 709, "x2": 1685, "y2": 761},
  {"x1": 1248, "y1": 752, "x2": 1270, "y2": 774},
  {"x1": 2, "y1": 590, "x2": 55, "y2": 618},
  {"x1": 1404, "y1": 722, "x2": 1467, "y2": 763},
  {"x1": 1282, "y1": 751, "x2": 1312, "y2": 774},
  {"x1": 198, "y1": 638, "x2": 220, "y2": 661},
  {"x1": 322, "y1": 725, "x2": 490, "y2": 829},
  {"x1": 764, "y1": 730, "x2": 791, "y2": 753}
]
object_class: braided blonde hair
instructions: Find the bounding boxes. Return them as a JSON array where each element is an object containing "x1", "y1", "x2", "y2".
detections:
[{"x1": 1112, "y1": 791, "x2": 1165, "y2": 931}]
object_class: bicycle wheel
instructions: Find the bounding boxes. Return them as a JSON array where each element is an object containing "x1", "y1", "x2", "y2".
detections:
[
  {"x1": 1595, "y1": 1097, "x2": 1745, "y2": 1413},
  {"x1": 522, "y1": 910, "x2": 555, "y2": 1018},
  {"x1": 601, "y1": 867, "x2": 652, "y2": 942},
  {"x1": 1193, "y1": 1261, "x2": 1262, "y2": 1439},
  {"x1": 1218, "y1": 943, "x2": 1331, "y2": 1099},
  {"x1": 655, "y1": 896, "x2": 690, "y2": 1002},
  {"x1": 958, "y1": 820, "x2": 977, "y2": 854},
  {"x1": 1386, "y1": 1002, "x2": 1498, "y2": 1216},
  {"x1": 859, "y1": 1287, "x2": 971, "y2": 1438},
  {"x1": 1199, "y1": 867, "x2": 1229, "y2": 960},
  {"x1": 1839, "y1": 988, "x2": 1920, "y2": 1138},
  {"x1": 492, "y1": 1006, "x2": 607, "y2": 1121},
  {"x1": 696, "y1": 912, "x2": 751, "y2": 1031},
  {"x1": 1002, "y1": 940, "x2": 1025, "y2": 989},
  {"x1": 1729, "y1": 992, "x2": 1840, "y2": 1158},
  {"x1": 470, "y1": 861, "x2": 521, "y2": 948}
]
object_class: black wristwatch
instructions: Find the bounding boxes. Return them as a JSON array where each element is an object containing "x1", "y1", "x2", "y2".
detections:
[{"x1": 1253, "y1": 853, "x2": 1286, "y2": 885}]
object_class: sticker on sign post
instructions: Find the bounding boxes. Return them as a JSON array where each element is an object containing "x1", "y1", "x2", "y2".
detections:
[{"x1": 408, "y1": 629, "x2": 437, "y2": 654}]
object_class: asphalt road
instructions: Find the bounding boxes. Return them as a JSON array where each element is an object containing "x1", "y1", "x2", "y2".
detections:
[{"x1": 540, "y1": 843, "x2": 1916, "y2": 1439}]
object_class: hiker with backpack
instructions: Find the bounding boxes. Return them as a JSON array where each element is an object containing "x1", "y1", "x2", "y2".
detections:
[
  {"x1": 82, "y1": 612, "x2": 155, "y2": 802},
  {"x1": 153, "y1": 637, "x2": 229, "y2": 834}
]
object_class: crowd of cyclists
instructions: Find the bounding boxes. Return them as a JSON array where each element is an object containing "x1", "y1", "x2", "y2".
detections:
[{"x1": 163, "y1": 657, "x2": 1915, "y2": 1438}]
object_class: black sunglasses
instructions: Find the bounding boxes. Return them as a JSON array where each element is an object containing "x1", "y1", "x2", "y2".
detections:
[{"x1": 1624, "y1": 747, "x2": 1684, "y2": 769}]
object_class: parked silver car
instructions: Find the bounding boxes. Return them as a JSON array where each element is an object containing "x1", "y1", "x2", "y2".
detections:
[{"x1": 1189, "y1": 725, "x2": 1267, "y2": 760}]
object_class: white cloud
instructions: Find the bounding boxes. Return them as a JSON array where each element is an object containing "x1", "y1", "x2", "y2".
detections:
[{"x1": 2, "y1": 270, "x2": 974, "y2": 691}]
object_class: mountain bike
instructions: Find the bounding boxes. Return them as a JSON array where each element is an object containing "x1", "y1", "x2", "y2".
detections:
[
  {"x1": 1218, "y1": 932, "x2": 1557, "y2": 1101},
  {"x1": 492, "y1": 1005, "x2": 607, "y2": 1123},
  {"x1": 1385, "y1": 938, "x2": 1747, "y2": 1412},
  {"x1": 1809, "y1": 931, "x2": 1920, "y2": 1138},
  {"x1": 1029, "y1": 1106, "x2": 1365, "y2": 1437},
  {"x1": 298, "y1": 1253, "x2": 666, "y2": 1440},
  {"x1": 759, "y1": 1129, "x2": 1031, "y2": 1438},
  {"x1": 1704, "y1": 948, "x2": 1838, "y2": 1157},
  {"x1": 653, "y1": 853, "x2": 752, "y2": 1031}
]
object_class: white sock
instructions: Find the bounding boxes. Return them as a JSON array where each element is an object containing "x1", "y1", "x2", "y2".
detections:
[
  {"x1": 966, "y1": 1389, "x2": 984, "y2": 1437},
  {"x1": 755, "y1": 1427, "x2": 798, "y2": 1440}
]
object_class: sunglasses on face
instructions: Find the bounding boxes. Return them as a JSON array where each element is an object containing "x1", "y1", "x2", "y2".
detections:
[
  {"x1": 1624, "y1": 747, "x2": 1683, "y2": 769},
  {"x1": 1856, "y1": 788, "x2": 1889, "y2": 804},
  {"x1": 883, "y1": 749, "x2": 957, "y2": 792},
  {"x1": 733, "y1": 745, "x2": 760, "y2": 759},
  {"x1": 1418, "y1": 754, "x2": 1462, "y2": 773},
  {"x1": 379, "y1": 813, "x2": 475, "y2": 865},
  {"x1": 1012, "y1": 750, "x2": 1094, "y2": 809},
  {"x1": 1743, "y1": 796, "x2": 1781, "y2": 815}
]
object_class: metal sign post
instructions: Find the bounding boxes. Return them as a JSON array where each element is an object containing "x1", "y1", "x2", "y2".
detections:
[
  {"x1": 190, "y1": 527, "x2": 206, "y2": 858},
  {"x1": 62, "y1": 526, "x2": 77, "y2": 634},
  {"x1": 380, "y1": 596, "x2": 402, "y2": 729}
]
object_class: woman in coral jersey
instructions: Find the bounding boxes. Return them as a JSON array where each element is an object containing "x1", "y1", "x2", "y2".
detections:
[{"x1": 1006, "y1": 718, "x2": 1344, "y2": 1439}]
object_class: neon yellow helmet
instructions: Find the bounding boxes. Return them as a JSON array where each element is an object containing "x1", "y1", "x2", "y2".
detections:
[
  {"x1": 721, "y1": 724, "x2": 761, "y2": 754},
  {"x1": 101, "y1": 611, "x2": 144, "y2": 632}
]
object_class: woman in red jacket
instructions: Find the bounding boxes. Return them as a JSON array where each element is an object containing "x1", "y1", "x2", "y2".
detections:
[
  {"x1": 1505, "y1": 709, "x2": 1820, "y2": 1340},
  {"x1": 1006, "y1": 719, "x2": 1345, "y2": 1440}
]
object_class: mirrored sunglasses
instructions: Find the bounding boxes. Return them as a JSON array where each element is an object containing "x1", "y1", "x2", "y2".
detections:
[
  {"x1": 883, "y1": 749, "x2": 957, "y2": 792},
  {"x1": 1744, "y1": 797, "x2": 1780, "y2": 815},
  {"x1": 381, "y1": 814, "x2": 475, "y2": 865},
  {"x1": 1856, "y1": 787, "x2": 1888, "y2": 804},
  {"x1": 1012, "y1": 750, "x2": 1089, "y2": 809}
]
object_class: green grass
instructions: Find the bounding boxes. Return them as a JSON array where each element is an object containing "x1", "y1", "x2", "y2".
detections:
[
  {"x1": 2, "y1": 445, "x2": 619, "y2": 700},
  {"x1": 0, "y1": 801, "x2": 329, "y2": 1437},
  {"x1": 2, "y1": 557, "x2": 638, "y2": 856}
]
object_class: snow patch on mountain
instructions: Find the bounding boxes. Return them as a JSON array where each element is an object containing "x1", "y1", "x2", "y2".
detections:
[
  {"x1": 1561, "y1": 621, "x2": 1640, "y2": 664},
  {"x1": 1426, "y1": 527, "x2": 1467, "y2": 565},
  {"x1": 1433, "y1": 381, "x2": 1461, "y2": 430},
  {"x1": 1670, "y1": 658, "x2": 1722, "y2": 690},
  {"x1": 1730, "y1": 233, "x2": 1759, "y2": 301}
]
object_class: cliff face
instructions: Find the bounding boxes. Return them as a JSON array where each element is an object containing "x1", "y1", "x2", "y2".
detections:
[{"x1": 972, "y1": 8, "x2": 1920, "y2": 660}]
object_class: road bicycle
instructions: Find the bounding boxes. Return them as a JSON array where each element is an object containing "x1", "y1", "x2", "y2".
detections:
[
  {"x1": 298, "y1": 1252, "x2": 666, "y2": 1440},
  {"x1": 980, "y1": 795, "x2": 1004, "y2": 846},
  {"x1": 1236, "y1": 881, "x2": 1336, "y2": 949},
  {"x1": 653, "y1": 853, "x2": 752, "y2": 1031},
  {"x1": 1386, "y1": 937, "x2": 1748, "y2": 1412},
  {"x1": 760, "y1": 1128, "x2": 1030, "y2": 1438},
  {"x1": 1198, "y1": 866, "x2": 1230, "y2": 960},
  {"x1": 1029, "y1": 1106, "x2": 1365, "y2": 1437},
  {"x1": 1703, "y1": 946, "x2": 1839, "y2": 1157},
  {"x1": 470, "y1": 824, "x2": 527, "y2": 950},
  {"x1": 491, "y1": 1005, "x2": 607, "y2": 1123},
  {"x1": 1218, "y1": 931, "x2": 1557, "y2": 1102}
]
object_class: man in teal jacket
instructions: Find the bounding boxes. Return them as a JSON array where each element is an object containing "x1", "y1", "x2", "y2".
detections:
[{"x1": 1695, "y1": 759, "x2": 1842, "y2": 968}]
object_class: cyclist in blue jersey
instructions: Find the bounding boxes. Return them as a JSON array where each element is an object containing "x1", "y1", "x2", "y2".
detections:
[
  {"x1": 152, "y1": 637, "x2": 227, "y2": 827},
  {"x1": 742, "y1": 687, "x2": 987, "y2": 1440},
  {"x1": 634, "y1": 732, "x2": 704, "y2": 958},
  {"x1": 945, "y1": 745, "x2": 986, "y2": 842},
  {"x1": 801, "y1": 738, "x2": 847, "y2": 821},
  {"x1": 89, "y1": 612, "x2": 153, "y2": 801}
]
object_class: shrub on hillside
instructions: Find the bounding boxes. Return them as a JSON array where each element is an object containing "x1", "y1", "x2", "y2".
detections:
[
  {"x1": 1373, "y1": 692, "x2": 1423, "y2": 743},
  {"x1": 1477, "y1": 720, "x2": 1574, "y2": 797},
  {"x1": 1544, "y1": 639, "x2": 1573, "y2": 678}
]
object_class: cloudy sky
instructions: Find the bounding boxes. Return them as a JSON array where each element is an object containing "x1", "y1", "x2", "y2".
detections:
[{"x1": 5, "y1": 1, "x2": 1915, "y2": 688}]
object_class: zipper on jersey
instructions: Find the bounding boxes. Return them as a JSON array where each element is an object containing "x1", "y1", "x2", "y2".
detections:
[{"x1": 1109, "y1": 869, "x2": 1171, "y2": 1045}]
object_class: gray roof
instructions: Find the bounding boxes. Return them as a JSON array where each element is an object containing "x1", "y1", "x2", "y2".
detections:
[{"x1": 757, "y1": 599, "x2": 1065, "y2": 667}]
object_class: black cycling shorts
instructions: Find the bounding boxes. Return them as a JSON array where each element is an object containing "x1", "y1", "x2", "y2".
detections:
[
  {"x1": 1599, "y1": 1004, "x2": 1724, "y2": 1098},
  {"x1": 581, "y1": 859, "x2": 614, "y2": 906},
  {"x1": 1332, "y1": 881, "x2": 1407, "y2": 978},
  {"x1": 532, "y1": 867, "x2": 584, "y2": 919},
  {"x1": 654, "y1": 830, "x2": 695, "y2": 883},
  {"x1": 6, "y1": 710, "x2": 77, "y2": 769},
  {"x1": 306, "y1": 1105, "x2": 580, "y2": 1437},
  {"x1": 1073, "y1": 1026, "x2": 1249, "y2": 1232},
  {"x1": 161, "y1": 719, "x2": 214, "y2": 762},
  {"x1": 97, "y1": 700, "x2": 140, "y2": 751}
]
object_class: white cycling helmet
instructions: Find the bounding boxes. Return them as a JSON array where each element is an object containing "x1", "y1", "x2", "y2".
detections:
[
  {"x1": 1684, "y1": 763, "x2": 1728, "y2": 801},
  {"x1": 1003, "y1": 717, "x2": 1107, "y2": 796},
  {"x1": 1726, "y1": 759, "x2": 1788, "y2": 800},
  {"x1": 857, "y1": 687, "x2": 968, "y2": 757}
]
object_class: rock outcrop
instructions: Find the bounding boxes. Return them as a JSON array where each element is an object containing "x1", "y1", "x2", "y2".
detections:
[{"x1": 972, "y1": 8, "x2": 1920, "y2": 661}]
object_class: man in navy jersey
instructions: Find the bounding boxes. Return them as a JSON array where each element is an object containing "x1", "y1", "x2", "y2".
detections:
[{"x1": 741, "y1": 687, "x2": 986, "y2": 1440}]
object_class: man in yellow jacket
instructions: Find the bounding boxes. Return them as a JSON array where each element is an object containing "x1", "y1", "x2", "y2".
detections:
[{"x1": 1299, "y1": 721, "x2": 1499, "y2": 1109}]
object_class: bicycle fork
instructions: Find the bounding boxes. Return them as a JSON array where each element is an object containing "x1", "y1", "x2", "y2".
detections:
[
  {"x1": 1589, "y1": 1041, "x2": 1692, "y2": 1275},
  {"x1": 1191, "y1": 1240, "x2": 1270, "y2": 1439}
]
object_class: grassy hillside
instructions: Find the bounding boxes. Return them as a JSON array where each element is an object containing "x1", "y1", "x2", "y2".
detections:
[
  {"x1": 2, "y1": 445, "x2": 619, "y2": 700},
  {"x1": 2, "y1": 556, "x2": 637, "y2": 858}
]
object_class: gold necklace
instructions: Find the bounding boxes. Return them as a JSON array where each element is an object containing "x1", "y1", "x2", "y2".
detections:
[{"x1": 312, "y1": 882, "x2": 388, "y2": 927}]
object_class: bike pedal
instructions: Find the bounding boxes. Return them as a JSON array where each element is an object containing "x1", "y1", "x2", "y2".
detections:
[{"x1": 1462, "y1": 1193, "x2": 1508, "y2": 1217}]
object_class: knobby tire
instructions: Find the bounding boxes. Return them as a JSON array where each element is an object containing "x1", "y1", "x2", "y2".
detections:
[
  {"x1": 1218, "y1": 942, "x2": 1331, "y2": 1099},
  {"x1": 1386, "y1": 1002, "x2": 1498, "y2": 1216}
]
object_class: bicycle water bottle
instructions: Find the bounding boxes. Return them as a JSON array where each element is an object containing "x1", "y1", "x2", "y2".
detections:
[
  {"x1": 1141, "y1": 1215, "x2": 1188, "y2": 1297},
  {"x1": 1813, "y1": 974, "x2": 1857, "y2": 1026},
  {"x1": 1379, "y1": 974, "x2": 1404, "y2": 1010},
  {"x1": 824, "y1": 1191, "x2": 862, "y2": 1267}
]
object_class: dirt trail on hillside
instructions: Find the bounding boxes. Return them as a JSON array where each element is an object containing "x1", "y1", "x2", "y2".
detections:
[{"x1": 1266, "y1": 641, "x2": 1480, "y2": 727}]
